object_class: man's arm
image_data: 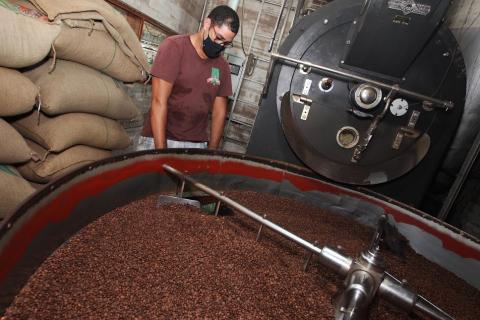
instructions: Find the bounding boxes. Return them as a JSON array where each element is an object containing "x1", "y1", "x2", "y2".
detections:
[
  {"x1": 209, "y1": 96, "x2": 228, "y2": 149},
  {"x1": 150, "y1": 77, "x2": 173, "y2": 149}
]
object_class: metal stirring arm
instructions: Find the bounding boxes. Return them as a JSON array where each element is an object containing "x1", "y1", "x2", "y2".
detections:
[
  {"x1": 162, "y1": 164, "x2": 455, "y2": 320},
  {"x1": 333, "y1": 216, "x2": 454, "y2": 320},
  {"x1": 351, "y1": 88, "x2": 397, "y2": 163},
  {"x1": 379, "y1": 273, "x2": 455, "y2": 320},
  {"x1": 334, "y1": 216, "x2": 386, "y2": 320},
  {"x1": 162, "y1": 164, "x2": 352, "y2": 275}
]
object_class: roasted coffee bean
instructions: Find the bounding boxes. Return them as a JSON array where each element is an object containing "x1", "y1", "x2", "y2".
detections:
[{"x1": 4, "y1": 192, "x2": 479, "y2": 319}]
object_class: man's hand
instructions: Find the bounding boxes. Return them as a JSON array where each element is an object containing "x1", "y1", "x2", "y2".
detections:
[
  {"x1": 209, "y1": 96, "x2": 228, "y2": 149},
  {"x1": 150, "y1": 77, "x2": 173, "y2": 149}
]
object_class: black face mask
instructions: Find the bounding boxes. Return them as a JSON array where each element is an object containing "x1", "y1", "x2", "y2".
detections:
[{"x1": 202, "y1": 32, "x2": 225, "y2": 59}]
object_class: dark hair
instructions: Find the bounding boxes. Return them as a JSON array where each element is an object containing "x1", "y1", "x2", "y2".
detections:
[{"x1": 208, "y1": 5, "x2": 240, "y2": 34}]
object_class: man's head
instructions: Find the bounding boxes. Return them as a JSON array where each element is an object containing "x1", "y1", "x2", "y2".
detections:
[
  {"x1": 207, "y1": 5, "x2": 239, "y2": 35},
  {"x1": 202, "y1": 5, "x2": 239, "y2": 58}
]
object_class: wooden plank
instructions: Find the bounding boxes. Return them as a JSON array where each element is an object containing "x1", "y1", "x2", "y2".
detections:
[
  {"x1": 106, "y1": 0, "x2": 176, "y2": 36},
  {"x1": 119, "y1": 0, "x2": 201, "y2": 34}
]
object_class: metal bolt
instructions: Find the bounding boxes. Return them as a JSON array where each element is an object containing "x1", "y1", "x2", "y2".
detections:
[
  {"x1": 340, "y1": 60, "x2": 345, "y2": 64},
  {"x1": 323, "y1": 19, "x2": 329, "y2": 24},
  {"x1": 346, "y1": 40, "x2": 351, "y2": 45},
  {"x1": 353, "y1": 20, "x2": 357, "y2": 24},
  {"x1": 443, "y1": 52, "x2": 450, "y2": 57}
]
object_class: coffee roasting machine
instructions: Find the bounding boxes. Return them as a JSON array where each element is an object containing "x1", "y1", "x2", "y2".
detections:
[{"x1": 247, "y1": 0, "x2": 466, "y2": 207}]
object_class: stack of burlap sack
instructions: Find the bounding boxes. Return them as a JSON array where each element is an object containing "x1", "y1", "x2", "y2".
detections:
[{"x1": 0, "y1": 0, "x2": 150, "y2": 219}]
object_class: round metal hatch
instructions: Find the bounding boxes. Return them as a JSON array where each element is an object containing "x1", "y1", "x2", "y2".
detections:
[{"x1": 273, "y1": 0, "x2": 465, "y2": 185}]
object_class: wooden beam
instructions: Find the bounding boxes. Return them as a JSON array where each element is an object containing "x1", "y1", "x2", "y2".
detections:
[{"x1": 105, "y1": 0, "x2": 177, "y2": 38}]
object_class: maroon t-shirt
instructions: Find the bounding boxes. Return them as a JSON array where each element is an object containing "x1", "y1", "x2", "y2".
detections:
[{"x1": 142, "y1": 35, "x2": 232, "y2": 142}]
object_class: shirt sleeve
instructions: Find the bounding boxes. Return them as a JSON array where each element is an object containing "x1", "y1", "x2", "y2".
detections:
[
  {"x1": 150, "y1": 37, "x2": 181, "y2": 84},
  {"x1": 217, "y1": 59, "x2": 233, "y2": 97}
]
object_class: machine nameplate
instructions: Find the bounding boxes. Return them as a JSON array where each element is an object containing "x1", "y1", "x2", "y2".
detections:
[
  {"x1": 392, "y1": 15, "x2": 411, "y2": 26},
  {"x1": 388, "y1": 0, "x2": 431, "y2": 16}
]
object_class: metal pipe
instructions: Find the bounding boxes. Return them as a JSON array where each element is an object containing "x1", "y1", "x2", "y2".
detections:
[
  {"x1": 292, "y1": 0, "x2": 306, "y2": 26},
  {"x1": 335, "y1": 270, "x2": 376, "y2": 320},
  {"x1": 268, "y1": 0, "x2": 288, "y2": 52},
  {"x1": 262, "y1": 57, "x2": 276, "y2": 96},
  {"x1": 415, "y1": 296, "x2": 456, "y2": 320},
  {"x1": 198, "y1": 0, "x2": 209, "y2": 31},
  {"x1": 162, "y1": 164, "x2": 352, "y2": 275},
  {"x1": 379, "y1": 273, "x2": 455, "y2": 320},
  {"x1": 274, "y1": 0, "x2": 294, "y2": 52},
  {"x1": 271, "y1": 52, "x2": 454, "y2": 110}
]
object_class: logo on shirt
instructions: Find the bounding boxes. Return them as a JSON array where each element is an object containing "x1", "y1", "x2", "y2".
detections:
[{"x1": 207, "y1": 67, "x2": 221, "y2": 86}]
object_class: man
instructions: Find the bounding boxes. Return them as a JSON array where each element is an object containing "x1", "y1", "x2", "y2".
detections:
[{"x1": 138, "y1": 5, "x2": 239, "y2": 150}]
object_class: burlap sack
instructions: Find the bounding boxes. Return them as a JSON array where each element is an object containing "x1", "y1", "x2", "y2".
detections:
[
  {"x1": 0, "y1": 118, "x2": 36, "y2": 164},
  {"x1": 0, "y1": 67, "x2": 38, "y2": 116},
  {"x1": 29, "y1": 0, "x2": 149, "y2": 76},
  {"x1": 17, "y1": 140, "x2": 112, "y2": 183},
  {"x1": 11, "y1": 111, "x2": 132, "y2": 152},
  {"x1": 54, "y1": 23, "x2": 145, "y2": 82},
  {"x1": 0, "y1": 6, "x2": 60, "y2": 68},
  {"x1": 24, "y1": 59, "x2": 140, "y2": 120},
  {"x1": 0, "y1": 165, "x2": 35, "y2": 219}
]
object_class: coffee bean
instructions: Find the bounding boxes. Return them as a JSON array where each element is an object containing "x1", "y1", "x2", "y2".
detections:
[{"x1": 4, "y1": 192, "x2": 479, "y2": 319}]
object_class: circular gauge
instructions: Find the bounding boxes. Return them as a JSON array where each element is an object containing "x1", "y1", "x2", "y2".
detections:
[{"x1": 390, "y1": 98, "x2": 409, "y2": 116}]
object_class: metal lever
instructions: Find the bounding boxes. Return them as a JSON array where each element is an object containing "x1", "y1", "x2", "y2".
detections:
[
  {"x1": 351, "y1": 88, "x2": 397, "y2": 163},
  {"x1": 392, "y1": 110, "x2": 422, "y2": 150}
]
